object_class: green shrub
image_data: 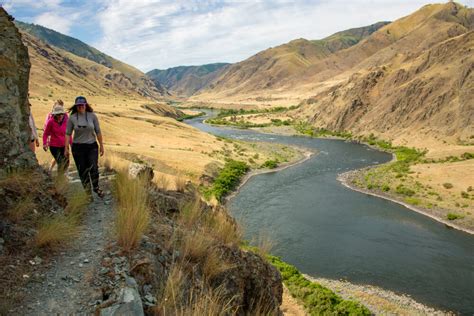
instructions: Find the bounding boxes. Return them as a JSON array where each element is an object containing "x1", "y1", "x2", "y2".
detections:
[
  {"x1": 382, "y1": 184, "x2": 390, "y2": 192},
  {"x1": 267, "y1": 255, "x2": 370, "y2": 315},
  {"x1": 205, "y1": 160, "x2": 249, "y2": 201},
  {"x1": 405, "y1": 197, "x2": 421, "y2": 205},
  {"x1": 461, "y1": 152, "x2": 474, "y2": 160},
  {"x1": 261, "y1": 160, "x2": 278, "y2": 169},
  {"x1": 443, "y1": 183, "x2": 453, "y2": 189},
  {"x1": 367, "y1": 183, "x2": 374, "y2": 190},
  {"x1": 447, "y1": 213, "x2": 463, "y2": 220},
  {"x1": 461, "y1": 191, "x2": 469, "y2": 199},
  {"x1": 396, "y1": 185, "x2": 415, "y2": 196}
]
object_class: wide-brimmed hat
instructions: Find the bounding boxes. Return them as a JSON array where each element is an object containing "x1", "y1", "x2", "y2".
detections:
[
  {"x1": 74, "y1": 96, "x2": 88, "y2": 105},
  {"x1": 51, "y1": 105, "x2": 65, "y2": 115}
]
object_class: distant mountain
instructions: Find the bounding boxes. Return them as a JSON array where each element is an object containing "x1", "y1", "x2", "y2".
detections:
[
  {"x1": 195, "y1": 2, "x2": 473, "y2": 146},
  {"x1": 147, "y1": 63, "x2": 230, "y2": 96},
  {"x1": 193, "y1": 21, "x2": 389, "y2": 98},
  {"x1": 293, "y1": 2, "x2": 474, "y2": 144},
  {"x1": 16, "y1": 21, "x2": 167, "y2": 98}
]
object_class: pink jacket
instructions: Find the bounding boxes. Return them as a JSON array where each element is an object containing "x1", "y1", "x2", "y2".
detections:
[{"x1": 43, "y1": 114, "x2": 71, "y2": 147}]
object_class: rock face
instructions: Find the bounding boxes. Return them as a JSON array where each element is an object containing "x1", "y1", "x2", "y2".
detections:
[{"x1": 0, "y1": 8, "x2": 37, "y2": 175}]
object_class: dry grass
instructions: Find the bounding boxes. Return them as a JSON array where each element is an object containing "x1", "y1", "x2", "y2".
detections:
[
  {"x1": 177, "y1": 197, "x2": 202, "y2": 230},
  {"x1": 7, "y1": 196, "x2": 36, "y2": 223},
  {"x1": 114, "y1": 169, "x2": 150, "y2": 251},
  {"x1": 156, "y1": 263, "x2": 238, "y2": 316},
  {"x1": 179, "y1": 231, "x2": 213, "y2": 263},
  {"x1": 53, "y1": 173, "x2": 69, "y2": 196},
  {"x1": 157, "y1": 264, "x2": 187, "y2": 315},
  {"x1": 101, "y1": 151, "x2": 129, "y2": 173},
  {"x1": 35, "y1": 187, "x2": 88, "y2": 248},
  {"x1": 202, "y1": 248, "x2": 235, "y2": 283},
  {"x1": 175, "y1": 173, "x2": 187, "y2": 193},
  {"x1": 154, "y1": 173, "x2": 171, "y2": 190},
  {"x1": 35, "y1": 214, "x2": 81, "y2": 248},
  {"x1": 202, "y1": 210, "x2": 242, "y2": 247},
  {"x1": 252, "y1": 232, "x2": 275, "y2": 258},
  {"x1": 181, "y1": 285, "x2": 238, "y2": 316}
]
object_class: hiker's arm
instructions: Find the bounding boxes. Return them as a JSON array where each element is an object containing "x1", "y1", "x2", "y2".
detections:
[
  {"x1": 64, "y1": 135, "x2": 70, "y2": 156},
  {"x1": 97, "y1": 133, "x2": 104, "y2": 157}
]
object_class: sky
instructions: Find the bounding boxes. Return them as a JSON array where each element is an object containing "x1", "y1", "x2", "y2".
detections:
[{"x1": 3, "y1": 0, "x2": 473, "y2": 72}]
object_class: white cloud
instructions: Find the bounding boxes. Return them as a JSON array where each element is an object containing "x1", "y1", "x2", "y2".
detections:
[
  {"x1": 8, "y1": 0, "x2": 474, "y2": 71},
  {"x1": 94, "y1": 0, "x2": 474, "y2": 71},
  {"x1": 33, "y1": 11, "x2": 74, "y2": 34},
  {"x1": 3, "y1": 0, "x2": 61, "y2": 11}
]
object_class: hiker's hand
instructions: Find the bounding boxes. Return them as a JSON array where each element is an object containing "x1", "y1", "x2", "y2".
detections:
[
  {"x1": 64, "y1": 147, "x2": 69, "y2": 157},
  {"x1": 43, "y1": 145, "x2": 48, "y2": 152},
  {"x1": 99, "y1": 145, "x2": 104, "y2": 157},
  {"x1": 35, "y1": 139, "x2": 39, "y2": 147}
]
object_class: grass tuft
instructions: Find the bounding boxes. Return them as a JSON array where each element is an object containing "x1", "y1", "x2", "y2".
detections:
[
  {"x1": 35, "y1": 186, "x2": 88, "y2": 249},
  {"x1": 114, "y1": 169, "x2": 150, "y2": 251}
]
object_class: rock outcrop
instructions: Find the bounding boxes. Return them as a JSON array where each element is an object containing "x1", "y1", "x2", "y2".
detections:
[{"x1": 0, "y1": 8, "x2": 37, "y2": 175}]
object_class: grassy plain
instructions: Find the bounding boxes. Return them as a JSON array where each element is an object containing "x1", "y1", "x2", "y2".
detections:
[{"x1": 31, "y1": 95, "x2": 303, "y2": 191}]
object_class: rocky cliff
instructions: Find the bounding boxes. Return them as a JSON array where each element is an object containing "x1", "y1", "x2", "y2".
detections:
[
  {"x1": 293, "y1": 2, "x2": 474, "y2": 145},
  {"x1": 0, "y1": 8, "x2": 37, "y2": 175}
]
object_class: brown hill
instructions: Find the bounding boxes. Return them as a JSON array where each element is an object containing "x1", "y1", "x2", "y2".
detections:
[
  {"x1": 193, "y1": 22, "x2": 388, "y2": 100},
  {"x1": 23, "y1": 31, "x2": 166, "y2": 102},
  {"x1": 292, "y1": 2, "x2": 474, "y2": 145},
  {"x1": 147, "y1": 63, "x2": 230, "y2": 97},
  {"x1": 16, "y1": 21, "x2": 167, "y2": 99},
  {"x1": 193, "y1": 2, "x2": 473, "y2": 147}
]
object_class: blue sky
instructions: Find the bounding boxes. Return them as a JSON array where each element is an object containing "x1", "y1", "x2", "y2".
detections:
[{"x1": 3, "y1": 0, "x2": 473, "y2": 72}]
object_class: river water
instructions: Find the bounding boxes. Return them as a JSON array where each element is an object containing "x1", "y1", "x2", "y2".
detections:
[{"x1": 186, "y1": 113, "x2": 474, "y2": 315}]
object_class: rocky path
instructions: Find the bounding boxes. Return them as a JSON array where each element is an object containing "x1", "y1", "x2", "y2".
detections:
[{"x1": 16, "y1": 181, "x2": 115, "y2": 315}]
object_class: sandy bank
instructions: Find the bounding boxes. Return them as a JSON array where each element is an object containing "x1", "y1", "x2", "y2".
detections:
[
  {"x1": 338, "y1": 170, "x2": 474, "y2": 235},
  {"x1": 304, "y1": 275, "x2": 453, "y2": 315}
]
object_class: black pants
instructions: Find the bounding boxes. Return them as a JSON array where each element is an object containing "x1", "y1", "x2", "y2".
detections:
[
  {"x1": 49, "y1": 146, "x2": 69, "y2": 173},
  {"x1": 71, "y1": 142, "x2": 99, "y2": 192}
]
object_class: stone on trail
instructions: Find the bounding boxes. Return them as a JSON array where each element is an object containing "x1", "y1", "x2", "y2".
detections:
[{"x1": 100, "y1": 286, "x2": 144, "y2": 316}]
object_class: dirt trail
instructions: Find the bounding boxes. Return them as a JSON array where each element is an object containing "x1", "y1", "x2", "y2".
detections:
[{"x1": 16, "y1": 181, "x2": 115, "y2": 315}]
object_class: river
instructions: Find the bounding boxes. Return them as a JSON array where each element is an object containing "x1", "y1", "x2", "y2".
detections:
[{"x1": 185, "y1": 112, "x2": 474, "y2": 315}]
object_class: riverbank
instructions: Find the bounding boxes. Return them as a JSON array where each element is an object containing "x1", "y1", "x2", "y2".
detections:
[
  {"x1": 304, "y1": 275, "x2": 453, "y2": 315},
  {"x1": 225, "y1": 147, "x2": 315, "y2": 204},
  {"x1": 338, "y1": 170, "x2": 474, "y2": 235}
]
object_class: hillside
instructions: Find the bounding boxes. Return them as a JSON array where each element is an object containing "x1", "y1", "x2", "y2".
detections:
[
  {"x1": 192, "y1": 2, "x2": 474, "y2": 147},
  {"x1": 293, "y1": 2, "x2": 474, "y2": 146},
  {"x1": 147, "y1": 63, "x2": 230, "y2": 96},
  {"x1": 192, "y1": 21, "x2": 389, "y2": 101},
  {"x1": 16, "y1": 21, "x2": 167, "y2": 98}
]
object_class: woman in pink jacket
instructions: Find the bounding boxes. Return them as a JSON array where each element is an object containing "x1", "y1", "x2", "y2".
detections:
[{"x1": 43, "y1": 104, "x2": 71, "y2": 174}]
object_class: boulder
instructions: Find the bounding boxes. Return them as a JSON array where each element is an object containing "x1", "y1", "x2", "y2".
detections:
[
  {"x1": 128, "y1": 163, "x2": 154, "y2": 184},
  {"x1": 100, "y1": 277, "x2": 144, "y2": 316},
  {"x1": 0, "y1": 8, "x2": 37, "y2": 176}
]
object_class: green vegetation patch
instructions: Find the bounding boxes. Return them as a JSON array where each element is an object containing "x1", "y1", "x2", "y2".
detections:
[
  {"x1": 447, "y1": 213, "x2": 464, "y2": 221},
  {"x1": 203, "y1": 160, "x2": 249, "y2": 201},
  {"x1": 261, "y1": 160, "x2": 278, "y2": 169},
  {"x1": 176, "y1": 111, "x2": 205, "y2": 121},
  {"x1": 267, "y1": 255, "x2": 371, "y2": 315}
]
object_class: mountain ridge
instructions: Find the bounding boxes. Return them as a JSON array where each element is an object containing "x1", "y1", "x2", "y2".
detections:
[
  {"x1": 16, "y1": 21, "x2": 167, "y2": 99},
  {"x1": 147, "y1": 63, "x2": 230, "y2": 96}
]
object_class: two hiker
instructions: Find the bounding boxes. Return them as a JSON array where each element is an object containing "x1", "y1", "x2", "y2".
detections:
[{"x1": 36, "y1": 96, "x2": 105, "y2": 198}]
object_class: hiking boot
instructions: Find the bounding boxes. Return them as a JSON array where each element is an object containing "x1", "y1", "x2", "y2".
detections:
[{"x1": 94, "y1": 188, "x2": 105, "y2": 199}]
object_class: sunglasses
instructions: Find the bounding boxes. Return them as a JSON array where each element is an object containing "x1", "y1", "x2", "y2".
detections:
[{"x1": 78, "y1": 125, "x2": 88, "y2": 128}]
